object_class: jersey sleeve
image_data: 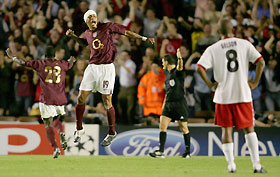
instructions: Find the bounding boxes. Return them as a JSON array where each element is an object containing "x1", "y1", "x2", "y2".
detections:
[
  {"x1": 25, "y1": 60, "x2": 45, "y2": 72},
  {"x1": 83, "y1": 30, "x2": 88, "y2": 39},
  {"x1": 197, "y1": 47, "x2": 213, "y2": 70},
  {"x1": 247, "y1": 42, "x2": 262, "y2": 64},
  {"x1": 61, "y1": 60, "x2": 73, "y2": 71},
  {"x1": 107, "y1": 22, "x2": 126, "y2": 35}
]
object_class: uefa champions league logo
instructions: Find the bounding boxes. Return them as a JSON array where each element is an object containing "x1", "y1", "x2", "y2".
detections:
[
  {"x1": 66, "y1": 135, "x2": 96, "y2": 155},
  {"x1": 105, "y1": 129, "x2": 200, "y2": 156}
]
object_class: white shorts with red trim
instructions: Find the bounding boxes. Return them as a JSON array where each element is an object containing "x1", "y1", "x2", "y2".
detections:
[{"x1": 79, "y1": 63, "x2": 115, "y2": 94}]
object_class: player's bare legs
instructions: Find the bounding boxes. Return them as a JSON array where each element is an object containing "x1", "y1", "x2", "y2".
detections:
[
  {"x1": 243, "y1": 126, "x2": 266, "y2": 173},
  {"x1": 100, "y1": 94, "x2": 117, "y2": 147},
  {"x1": 221, "y1": 127, "x2": 236, "y2": 173},
  {"x1": 149, "y1": 116, "x2": 171, "y2": 158},
  {"x1": 74, "y1": 90, "x2": 91, "y2": 142},
  {"x1": 43, "y1": 118, "x2": 60, "y2": 158},
  {"x1": 178, "y1": 121, "x2": 191, "y2": 158}
]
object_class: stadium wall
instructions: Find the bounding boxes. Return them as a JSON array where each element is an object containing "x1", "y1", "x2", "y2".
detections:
[{"x1": 0, "y1": 123, "x2": 279, "y2": 156}]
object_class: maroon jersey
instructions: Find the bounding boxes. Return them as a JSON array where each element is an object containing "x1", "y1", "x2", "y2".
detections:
[
  {"x1": 84, "y1": 22, "x2": 126, "y2": 64},
  {"x1": 25, "y1": 59, "x2": 73, "y2": 106}
]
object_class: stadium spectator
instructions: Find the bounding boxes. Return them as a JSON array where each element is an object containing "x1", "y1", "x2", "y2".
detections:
[
  {"x1": 158, "y1": 16, "x2": 183, "y2": 57},
  {"x1": 201, "y1": 0, "x2": 222, "y2": 36},
  {"x1": 137, "y1": 47, "x2": 156, "y2": 78},
  {"x1": 117, "y1": 50, "x2": 137, "y2": 125},
  {"x1": 72, "y1": 0, "x2": 89, "y2": 36},
  {"x1": 249, "y1": 65, "x2": 262, "y2": 114},
  {"x1": 263, "y1": 58, "x2": 280, "y2": 111},
  {"x1": 0, "y1": 50, "x2": 13, "y2": 116},
  {"x1": 137, "y1": 59, "x2": 165, "y2": 126},
  {"x1": 12, "y1": 55, "x2": 34, "y2": 116},
  {"x1": 142, "y1": 8, "x2": 161, "y2": 38},
  {"x1": 185, "y1": 52, "x2": 213, "y2": 111},
  {"x1": 195, "y1": 23, "x2": 219, "y2": 54}
]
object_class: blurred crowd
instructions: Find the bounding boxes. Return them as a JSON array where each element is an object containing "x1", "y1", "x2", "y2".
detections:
[{"x1": 0, "y1": 0, "x2": 280, "y2": 126}]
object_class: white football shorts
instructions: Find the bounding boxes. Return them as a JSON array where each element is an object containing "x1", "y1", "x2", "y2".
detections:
[
  {"x1": 39, "y1": 102, "x2": 66, "y2": 119},
  {"x1": 79, "y1": 63, "x2": 115, "y2": 94}
]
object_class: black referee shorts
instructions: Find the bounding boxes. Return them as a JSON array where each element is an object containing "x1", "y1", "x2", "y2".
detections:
[{"x1": 162, "y1": 99, "x2": 188, "y2": 122}]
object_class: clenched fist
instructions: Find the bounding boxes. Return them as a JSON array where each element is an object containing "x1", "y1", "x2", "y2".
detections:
[{"x1": 66, "y1": 29, "x2": 75, "y2": 37}]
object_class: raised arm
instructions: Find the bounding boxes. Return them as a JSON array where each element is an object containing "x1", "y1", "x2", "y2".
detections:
[
  {"x1": 66, "y1": 29, "x2": 88, "y2": 47},
  {"x1": 6, "y1": 48, "x2": 26, "y2": 65},
  {"x1": 176, "y1": 48, "x2": 183, "y2": 71},
  {"x1": 264, "y1": 35, "x2": 274, "y2": 55},
  {"x1": 124, "y1": 30, "x2": 155, "y2": 44},
  {"x1": 185, "y1": 52, "x2": 201, "y2": 70}
]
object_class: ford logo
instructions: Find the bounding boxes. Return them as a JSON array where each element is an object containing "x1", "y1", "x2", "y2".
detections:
[{"x1": 104, "y1": 128, "x2": 199, "y2": 156}]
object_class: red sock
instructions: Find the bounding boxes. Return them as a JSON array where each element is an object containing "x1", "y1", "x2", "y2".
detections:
[
  {"x1": 75, "y1": 104, "x2": 85, "y2": 130},
  {"x1": 46, "y1": 127, "x2": 58, "y2": 148},
  {"x1": 53, "y1": 119, "x2": 63, "y2": 133},
  {"x1": 107, "y1": 106, "x2": 115, "y2": 135}
]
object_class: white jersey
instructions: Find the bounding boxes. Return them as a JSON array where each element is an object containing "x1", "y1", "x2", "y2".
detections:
[{"x1": 197, "y1": 37, "x2": 262, "y2": 104}]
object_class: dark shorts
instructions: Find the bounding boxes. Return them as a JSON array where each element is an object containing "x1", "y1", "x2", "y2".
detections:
[{"x1": 162, "y1": 100, "x2": 188, "y2": 122}]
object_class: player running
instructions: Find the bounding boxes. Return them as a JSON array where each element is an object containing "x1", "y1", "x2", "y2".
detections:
[
  {"x1": 6, "y1": 46, "x2": 75, "y2": 159},
  {"x1": 66, "y1": 10, "x2": 154, "y2": 146},
  {"x1": 197, "y1": 19, "x2": 266, "y2": 173},
  {"x1": 149, "y1": 49, "x2": 191, "y2": 158}
]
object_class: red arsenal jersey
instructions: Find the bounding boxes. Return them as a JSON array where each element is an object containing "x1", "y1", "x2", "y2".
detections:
[
  {"x1": 25, "y1": 59, "x2": 73, "y2": 106},
  {"x1": 84, "y1": 22, "x2": 126, "y2": 64}
]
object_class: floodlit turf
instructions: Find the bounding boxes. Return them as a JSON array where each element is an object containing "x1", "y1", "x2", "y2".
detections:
[{"x1": 0, "y1": 156, "x2": 278, "y2": 177}]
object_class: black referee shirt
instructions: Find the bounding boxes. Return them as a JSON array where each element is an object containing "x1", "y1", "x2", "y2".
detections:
[{"x1": 164, "y1": 68, "x2": 185, "y2": 102}]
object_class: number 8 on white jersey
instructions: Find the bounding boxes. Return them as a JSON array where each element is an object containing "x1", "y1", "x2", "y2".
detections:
[{"x1": 197, "y1": 37, "x2": 262, "y2": 104}]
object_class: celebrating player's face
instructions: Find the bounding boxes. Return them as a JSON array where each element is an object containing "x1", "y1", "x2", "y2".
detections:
[{"x1": 86, "y1": 14, "x2": 98, "y2": 30}]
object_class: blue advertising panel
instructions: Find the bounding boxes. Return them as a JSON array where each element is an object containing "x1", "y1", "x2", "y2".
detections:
[{"x1": 99, "y1": 126, "x2": 280, "y2": 156}]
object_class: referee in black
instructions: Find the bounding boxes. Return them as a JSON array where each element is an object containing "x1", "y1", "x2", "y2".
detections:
[{"x1": 149, "y1": 49, "x2": 191, "y2": 158}]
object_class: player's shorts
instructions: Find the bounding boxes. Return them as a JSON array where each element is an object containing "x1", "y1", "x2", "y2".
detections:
[
  {"x1": 80, "y1": 63, "x2": 115, "y2": 95},
  {"x1": 39, "y1": 102, "x2": 66, "y2": 119},
  {"x1": 162, "y1": 100, "x2": 188, "y2": 122},
  {"x1": 215, "y1": 102, "x2": 254, "y2": 129}
]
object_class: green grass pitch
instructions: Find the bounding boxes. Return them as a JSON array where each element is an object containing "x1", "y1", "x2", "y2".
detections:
[{"x1": 0, "y1": 156, "x2": 279, "y2": 177}]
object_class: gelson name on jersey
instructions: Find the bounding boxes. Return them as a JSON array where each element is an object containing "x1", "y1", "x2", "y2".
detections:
[{"x1": 221, "y1": 41, "x2": 237, "y2": 49}]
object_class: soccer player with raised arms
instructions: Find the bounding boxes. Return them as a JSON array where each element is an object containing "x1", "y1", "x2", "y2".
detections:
[
  {"x1": 149, "y1": 49, "x2": 191, "y2": 158},
  {"x1": 6, "y1": 46, "x2": 75, "y2": 158},
  {"x1": 197, "y1": 19, "x2": 266, "y2": 173},
  {"x1": 66, "y1": 10, "x2": 154, "y2": 146}
]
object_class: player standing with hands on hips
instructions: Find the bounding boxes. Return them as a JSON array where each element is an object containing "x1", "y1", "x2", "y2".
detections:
[
  {"x1": 66, "y1": 10, "x2": 154, "y2": 146},
  {"x1": 197, "y1": 19, "x2": 266, "y2": 173},
  {"x1": 149, "y1": 49, "x2": 191, "y2": 158}
]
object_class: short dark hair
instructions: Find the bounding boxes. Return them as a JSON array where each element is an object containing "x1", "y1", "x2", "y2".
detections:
[
  {"x1": 163, "y1": 55, "x2": 176, "y2": 65},
  {"x1": 45, "y1": 46, "x2": 55, "y2": 58},
  {"x1": 122, "y1": 50, "x2": 131, "y2": 56},
  {"x1": 55, "y1": 46, "x2": 64, "y2": 52},
  {"x1": 152, "y1": 58, "x2": 161, "y2": 66}
]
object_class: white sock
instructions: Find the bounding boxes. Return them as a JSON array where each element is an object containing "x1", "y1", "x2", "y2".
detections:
[
  {"x1": 222, "y1": 143, "x2": 235, "y2": 167},
  {"x1": 245, "y1": 132, "x2": 261, "y2": 170}
]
